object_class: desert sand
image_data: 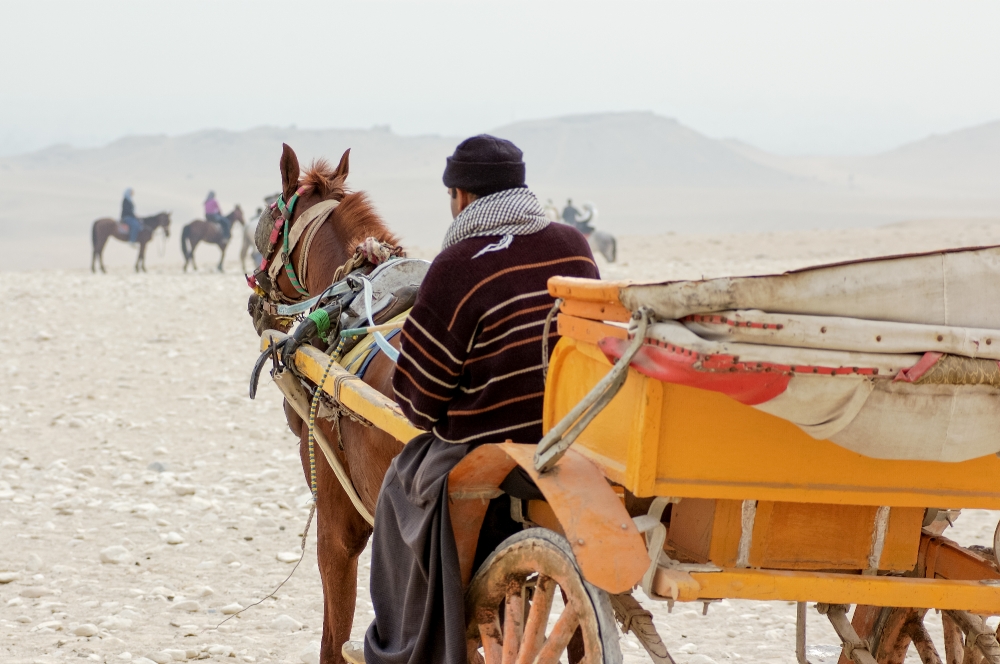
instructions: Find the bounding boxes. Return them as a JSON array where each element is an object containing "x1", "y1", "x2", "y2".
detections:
[{"x1": 3, "y1": 219, "x2": 1000, "y2": 664}]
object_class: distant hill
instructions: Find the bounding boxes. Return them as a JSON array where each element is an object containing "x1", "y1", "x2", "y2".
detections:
[
  {"x1": 857, "y1": 120, "x2": 1000, "y2": 194},
  {"x1": 727, "y1": 121, "x2": 1000, "y2": 196},
  {"x1": 493, "y1": 112, "x2": 802, "y2": 188},
  {"x1": 2, "y1": 112, "x2": 999, "y2": 271}
]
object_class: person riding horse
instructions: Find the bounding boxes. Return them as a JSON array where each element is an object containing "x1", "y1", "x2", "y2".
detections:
[
  {"x1": 361, "y1": 135, "x2": 600, "y2": 664},
  {"x1": 562, "y1": 197, "x2": 595, "y2": 235},
  {"x1": 121, "y1": 188, "x2": 142, "y2": 242},
  {"x1": 204, "y1": 191, "x2": 231, "y2": 241}
]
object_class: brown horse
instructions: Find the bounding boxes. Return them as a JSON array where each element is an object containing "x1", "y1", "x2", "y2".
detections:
[
  {"x1": 249, "y1": 145, "x2": 405, "y2": 664},
  {"x1": 91, "y1": 212, "x2": 172, "y2": 273},
  {"x1": 180, "y1": 206, "x2": 246, "y2": 272}
]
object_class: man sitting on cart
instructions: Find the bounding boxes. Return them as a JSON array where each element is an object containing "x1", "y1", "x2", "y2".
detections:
[{"x1": 363, "y1": 135, "x2": 600, "y2": 664}]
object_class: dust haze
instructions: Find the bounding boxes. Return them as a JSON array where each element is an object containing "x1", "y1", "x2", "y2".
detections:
[
  {"x1": 3, "y1": 2, "x2": 1000, "y2": 663},
  {"x1": 4, "y1": 111, "x2": 1000, "y2": 271}
]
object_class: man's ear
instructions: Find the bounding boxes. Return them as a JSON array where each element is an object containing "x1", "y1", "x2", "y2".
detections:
[
  {"x1": 279, "y1": 144, "x2": 300, "y2": 201},
  {"x1": 457, "y1": 189, "x2": 477, "y2": 213},
  {"x1": 333, "y1": 148, "x2": 350, "y2": 181}
]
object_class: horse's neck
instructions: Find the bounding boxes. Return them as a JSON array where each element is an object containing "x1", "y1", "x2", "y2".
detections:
[
  {"x1": 301, "y1": 195, "x2": 397, "y2": 293},
  {"x1": 304, "y1": 222, "x2": 355, "y2": 294}
]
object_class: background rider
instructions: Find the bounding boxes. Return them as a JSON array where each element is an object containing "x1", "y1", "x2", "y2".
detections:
[{"x1": 121, "y1": 188, "x2": 142, "y2": 242}]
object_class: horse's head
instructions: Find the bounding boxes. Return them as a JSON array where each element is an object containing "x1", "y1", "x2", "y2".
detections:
[
  {"x1": 246, "y1": 143, "x2": 401, "y2": 337},
  {"x1": 148, "y1": 211, "x2": 171, "y2": 238},
  {"x1": 232, "y1": 204, "x2": 246, "y2": 226},
  {"x1": 247, "y1": 143, "x2": 352, "y2": 336}
]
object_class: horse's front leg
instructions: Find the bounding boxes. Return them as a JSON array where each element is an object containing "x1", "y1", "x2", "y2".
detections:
[
  {"x1": 218, "y1": 242, "x2": 227, "y2": 272},
  {"x1": 297, "y1": 419, "x2": 372, "y2": 664}
]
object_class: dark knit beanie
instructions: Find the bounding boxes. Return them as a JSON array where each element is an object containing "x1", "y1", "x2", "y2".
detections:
[{"x1": 442, "y1": 134, "x2": 526, "y2": 196}]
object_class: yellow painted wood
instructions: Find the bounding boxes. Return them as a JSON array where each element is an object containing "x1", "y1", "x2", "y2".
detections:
[
  {"x1": 624, "y1": 376, "x2": 662, "y2": 496},
  {"x1": 547, "y1": 276, "x2": 630, "y2": 303},
  {"x1": 544, "y1": 336, "x2": 1000, "y2": 509},
  {"x1": 261, "y1": 332, "x2": 421, "y2": 444},
  {"x1": 747, "y1": 503, "x2": 923, "y2": 572},
  {"x1": 678, "y1": 568, "x2": 1000, "y2": 614}
]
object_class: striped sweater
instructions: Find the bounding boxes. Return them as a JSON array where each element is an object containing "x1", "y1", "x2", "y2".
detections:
[{"x1": 392, "y1": 224, "x2": 599, "y2": 444}]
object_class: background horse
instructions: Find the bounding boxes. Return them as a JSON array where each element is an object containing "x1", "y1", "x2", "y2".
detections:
[
  {"x1": 249, "y1": 145, "x2": 404, "y2": 664},
  {"x1": 579, "y1": 202, "x2": 617, "y2": 262},
  {"x1": 240, "y1": 211, "x2": 261, "y2": 273},
  {"x1": 180, "y1": 206, "x2": 245, "y2": 272},
  {"x1": 241, "y1": 195, "x2": 281, "y2": 272},
  {"x1": 91, "y1": 212, "x2": 172, "y2": 273}
]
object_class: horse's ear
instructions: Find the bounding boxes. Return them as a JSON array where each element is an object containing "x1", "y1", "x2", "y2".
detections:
[
  {"x1": 280, "y1": 144, "x2": 300, "y2": 200},
  {"x1": 333, "y1": 148, "x2": 350, "y2": 181}
]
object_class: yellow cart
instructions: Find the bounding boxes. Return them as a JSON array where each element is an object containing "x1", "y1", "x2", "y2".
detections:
[{"x1": 265, "y1": 268, "x2": 1000, "y2": 664}]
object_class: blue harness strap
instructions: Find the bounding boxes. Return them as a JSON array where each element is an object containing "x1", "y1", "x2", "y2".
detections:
[{"x1": 355, "y1": 328, "x2": 402, "y2": 379}]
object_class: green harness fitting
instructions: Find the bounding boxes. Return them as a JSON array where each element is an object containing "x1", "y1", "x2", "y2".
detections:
[{"x1": 307, "y1": 309, "x2": 332, "y2": 343}]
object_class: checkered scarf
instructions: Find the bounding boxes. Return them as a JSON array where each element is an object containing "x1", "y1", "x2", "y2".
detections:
[{"x1": 442, "y1": 187, "x2": 549, "y2": 250}]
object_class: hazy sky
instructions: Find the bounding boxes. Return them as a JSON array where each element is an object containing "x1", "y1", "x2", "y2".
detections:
[{"x1": 3, "y1": 1, "x2": 999, "y2": 157}]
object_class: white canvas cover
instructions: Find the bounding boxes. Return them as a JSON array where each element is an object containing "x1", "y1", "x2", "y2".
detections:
[
  {"x1": 621, "y1": 245, "x2": 1000, "y2": 328},
  {"x1": 619, "y1": 247, "x2": 1000, "y2": 462}
]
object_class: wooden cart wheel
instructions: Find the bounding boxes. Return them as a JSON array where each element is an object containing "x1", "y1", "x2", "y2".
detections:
[
  {"x1": 845, "y1": 606, "x2": 1000, "y2": 664},
  {"x1": 465, "y1": 528, "x2": 623, "y2": 664},
  {"x1": 850, "y1": 606, "x2": 937, "y2": 664}
]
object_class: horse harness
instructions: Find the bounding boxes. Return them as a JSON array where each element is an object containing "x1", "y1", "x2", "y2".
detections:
[
  {"x1": 247, "y1": 187, "x2": 332, "y2": 308},
  {"x1": 246, "y1": 187, "x2": 402, "y2": 324},
  {"x1": 245, "y1": 190, "x2": 416, "y2": 526}
]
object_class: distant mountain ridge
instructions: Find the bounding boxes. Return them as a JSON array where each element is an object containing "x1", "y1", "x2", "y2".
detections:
[
  {"x1": 492, "y1": 112, "x2": 803, "y2": 188},
  {"x1": 2, "y1": 111, "x2": 999, "y2": 271}
]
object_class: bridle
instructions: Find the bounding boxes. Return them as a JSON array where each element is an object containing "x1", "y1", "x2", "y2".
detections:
[
  {"x1": 246, "y1": 187, "x2": 403, "y2": 325},
  {"x1": 247, "y1": 186, "x2": 310, "y2": 307}
]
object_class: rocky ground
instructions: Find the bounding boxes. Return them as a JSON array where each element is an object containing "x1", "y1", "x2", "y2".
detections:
[{"x1": 3, "y1": 221, "x2": 1000, "y2": 664}]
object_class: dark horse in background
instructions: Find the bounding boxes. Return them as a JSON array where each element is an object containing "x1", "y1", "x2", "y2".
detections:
[
  {"x1": 180, "y1": 206, "x2": 246, "y2": 272},
  {"x1": 249, "y1": 145, "x2": 404, "y2": 664},
  {"x1": 91, "y1": 212, "x2": 172, "y2": 273}
]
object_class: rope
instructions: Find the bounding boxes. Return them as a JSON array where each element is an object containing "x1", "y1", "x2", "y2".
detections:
[
  {"x1": 329, "y1": 238, "x2": 403, "y2": 286},
  {"x1": 272, "y1": 369, "x2": 375, "y2": 525},
  {"x1": 215, "y1": 494, "x2": 317, "y2": 630},
  {"x1": 534, "y1": 308, "x2": 652, "y2": 472},
  {"x1": 307, "y1": 352, "x2": 341, "y2": 497},
  {"x1": 541, "y1": 298, "x2": 564, "y2": 381},
  {"x1": 331, "y1": 249, "x2": 367, "y2": 285}
]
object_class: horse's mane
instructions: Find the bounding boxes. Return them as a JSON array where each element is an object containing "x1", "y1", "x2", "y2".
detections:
[
  {"x1": 301, "y1": 159, "x2": 348, "y2": 199},
  {"x1": 336, "y1": 192, "x2": 401, "y2": 251},
  {"x1": 301, "y1": 159, "x2": 401, "y2": 251},
  {"x1": 142, "y1": 211, "x2": 170, "y2": 223}
]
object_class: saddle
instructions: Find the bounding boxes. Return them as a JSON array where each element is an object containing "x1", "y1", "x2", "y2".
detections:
[{"x1": 341, "y1": 258, "x2": 428, "y2": 330}]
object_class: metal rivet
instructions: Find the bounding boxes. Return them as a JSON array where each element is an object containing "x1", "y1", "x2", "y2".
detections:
[
  {"x1": 876, "y1": 335, "x2": 881, "y2": 342},
  {"x1": 937, "y1": 335, "x2": 944, "y2": 342},
  {"x1": 988, "y1": 339, "x2": 993, "y2": 346},
  {"x1": 621, "y1": 523, "x2": 628, "y2": 530},
  {"x1": 820, "y1": 327, "x2": 827, "y2": 333},
  {"x1": 577, "y1": 538, "x2": 585, "y2": 545}
]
